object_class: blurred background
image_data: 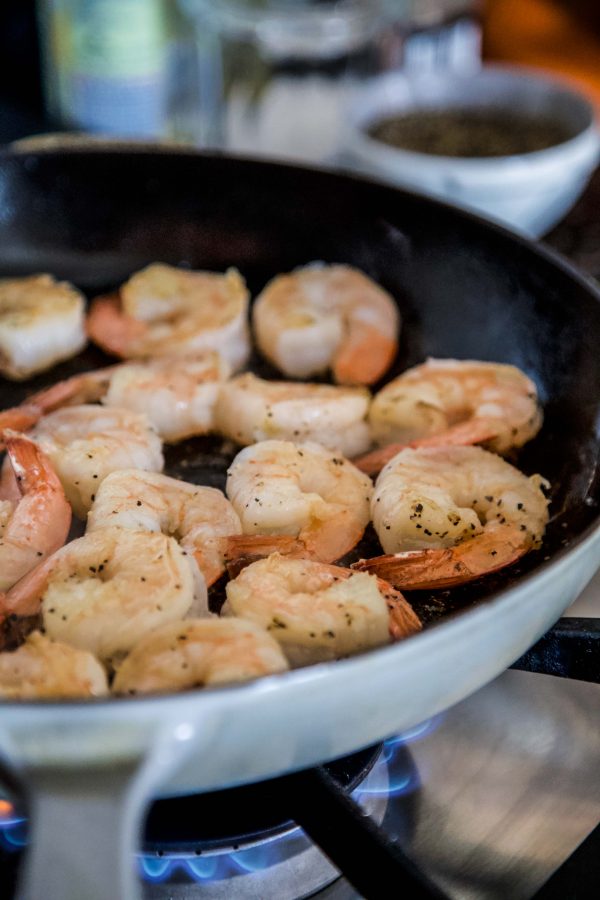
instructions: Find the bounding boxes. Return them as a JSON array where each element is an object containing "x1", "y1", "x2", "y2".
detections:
[
  {"x1": 1, "y1": 1, "x2": 600, "y2": 238},
  {"x1": 3, "y1": 1, "x2": 600, "y2": 146}
]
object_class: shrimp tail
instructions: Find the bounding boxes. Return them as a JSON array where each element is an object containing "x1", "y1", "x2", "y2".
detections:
[
  {"x1": 192, "y1": 550, "x2": 225, "y2": 588},
  {"x1": 224, "y1": 534, "x2": 307, "y2": 577},
  {"x1": 6, "y1": 433, "x2": 65, "y2": 500},
  {"x1": 333, "y1": 323, "x2": 397, "y2": 386},
  {"x1": 86, "y1": 292, "x2": 146, "y2": 357},
  {"x1": 354, "y1": 526, "x2": 531, "y2": 590},
  {"x1": 0, "y1": 553, "x2": 58, "y2": 621},
  {"x1": 1, "y1": 435, "x2": 71, "y2": 572},
  {"x1": 25, "y1": 367, "x2": 116, "y2": 413},
  {"x1": 300, "y1": 509, "x2": 368, "y2": 564},
  {"x1": 354, "y1": 418, "x2": 504, "y2": 476},
  {"x1": 225, "y1": 508, "x2": 368, "y2": 575},
  {"x1": 0, "y1": 369, "x2": 117, "y2": 451},
  {"x1": 0, "y1": 404, "x2": 44, "y2": 439},
  {"x1": 376, "y1": 578, "x2": 422, "y2": 639}
]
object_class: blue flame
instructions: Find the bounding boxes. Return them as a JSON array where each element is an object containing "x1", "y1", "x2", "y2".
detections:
[
  {"x1": 232, "y1": 843, "x2": 279, "y2": 873},
  {"x1": 139, "y1": 855, "x2": 172, "y2": 881},
  {"x1": 0, "y1": 820, "x2": 27, "y2": 852},
  {"x1": 138, "y1": 827, "x2": 298, "y2": 884},
  {"x1": 185, "y1": 855, "x2": 219, "y2": 880}
]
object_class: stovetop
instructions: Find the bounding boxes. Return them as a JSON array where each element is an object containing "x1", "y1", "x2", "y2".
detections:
[{"x1": 139, "y1": 663, "x2": 600, "y2": 900}]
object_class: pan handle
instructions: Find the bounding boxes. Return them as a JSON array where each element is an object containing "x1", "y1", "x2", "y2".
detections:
[
  {"x1": 0, "y1": 714, "x2": 207, "y2": 900},
  {"x1": 16, "y1": 759, "x2": 145, "y2": 900}
]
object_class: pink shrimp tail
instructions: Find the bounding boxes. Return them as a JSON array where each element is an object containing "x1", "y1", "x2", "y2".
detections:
[
  {"x1": 224, "y1": 510, "x2": 367, "y2": 575},
  {"x1": 354, "y1": 418, "x2": 503, "y2": 476},
  {"x1": 333, "y1": 323, "x2": 397, "y2": 386},
  {"x1": 0, "y1": 553, "x2": 58, "y2": 621},
  {"x1": 375, "y1": 578, "x2": 422, "y2": 639},
  {"x1": 87, "y1": 292, "x2": 147, "y2": 357},
  {"x1": 5, "y1": 433, "x2": 64, "y2": 498},
  {"x1": 0, "y1": 368, "x2": 116, "y2": 451},
  {"x1": 0, "y1": 404, "x2": 43, "y2": 437},
  {"x1": 25, "y1": 367, "x2": 116, "y2": 414},
  {"x1": 353, "y1": 526, "x2": 531, "y2": 590},
  {"x1": 224, "y1": 534, "x2": 307, "y2": 577},
  {"x1": 193, "y1": 549, "x2": 225, "y2": 588},
  {"x1": 2, "y1": 433, "x2": 71, "y2": 564},
  {"x1": 301, "y1": 509, "x2": 367, "y2": 564}
]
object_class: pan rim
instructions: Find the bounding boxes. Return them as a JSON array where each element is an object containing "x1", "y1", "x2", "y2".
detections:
[{"x1": 1, "y1": 518, "x2": 599, "y2": 713}]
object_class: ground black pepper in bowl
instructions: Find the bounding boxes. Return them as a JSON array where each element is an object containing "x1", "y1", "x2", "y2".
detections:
[{"x1": 368, "y1": 109, "x2": 574, "y2": 157}]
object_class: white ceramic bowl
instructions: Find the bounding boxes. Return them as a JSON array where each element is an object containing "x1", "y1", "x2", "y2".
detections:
[{"x1": 345, "y1": 66, "x2": 600, "y2": 236}]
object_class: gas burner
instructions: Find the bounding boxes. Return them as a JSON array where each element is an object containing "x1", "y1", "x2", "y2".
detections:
[
  {"x1": 0, "y1": 734, "x2": 423, "y2": 900},
  {"x1": 144, "y1": 743, "x2": 383, "y2": 852},
  {"x1": 140, "y1": 742, "x2": 396, "y2": 898}
]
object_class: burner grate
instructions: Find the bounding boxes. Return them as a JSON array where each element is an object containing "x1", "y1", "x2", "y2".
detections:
[{"x1": 511, "y1": 617, "x2": 600, "y2": 684}]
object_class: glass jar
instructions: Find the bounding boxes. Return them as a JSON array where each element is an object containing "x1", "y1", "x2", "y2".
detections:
[{"x1": 181, "y1": 0, "x2": 383, "y2": 161}]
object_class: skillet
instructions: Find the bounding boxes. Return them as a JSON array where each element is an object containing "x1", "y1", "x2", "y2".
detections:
[{"x1": 0, "y1": 146, "x2": 599, "y2": 900}]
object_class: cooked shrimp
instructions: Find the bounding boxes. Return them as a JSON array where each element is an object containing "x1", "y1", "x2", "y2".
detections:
[
  {"x1": 0, "y1": 527, "x2": 205, "y2": 664},
  {"x1": 252, "y1": 263, "x2": 400, "y2": 385},
  {"x1": 355, "y1": 445, "x2": 549, "y2": 589},
  {"x1": 0, "y1": 631, "x2": 108, "y2": 699},
  {"x1": 223, "y1": 555, "x2": 421, "y2": 667},
  {"x1": 87, "y1": 470, "x2": 242, "y2": 587},
  {"x1": 103, "y1": 352, "x2": 230, "y2": 442},
  {"x1": 0, "y1": 434, "x2": 71, "y2": 591},
  {"x1": 0, "y1": 274, "x2": 86, "y2": 380},
  {"x1": 28, "y1": 405, "x2": 163, "y2": 518},
  {"x1": 361, "y1": 359, "x2": 542, "y2": 473},
  {"x1": 113, "y1": 618, "x2": 289, "y2": 695},
  {"x1": 216, "y1": 373, "x2": 371, "y2": 457},
  {"x1": 4, "y1": 352, "x2": 231, "y2": 444},
  {"x1": 225, "y1": 440, "x2": 372, "y2": 565},
  {"x1": 87, "y1": 264, "x2": 250, "y2": 371}
]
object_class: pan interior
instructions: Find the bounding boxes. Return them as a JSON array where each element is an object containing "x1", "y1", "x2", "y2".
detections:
[{"x1": 0, "y1": 149, "x2": 598, "y2": 630}]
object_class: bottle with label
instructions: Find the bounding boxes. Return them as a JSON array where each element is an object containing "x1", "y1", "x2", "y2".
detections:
[{"x1": 38, "y1": 0, "x2": 195, "y2": 139}]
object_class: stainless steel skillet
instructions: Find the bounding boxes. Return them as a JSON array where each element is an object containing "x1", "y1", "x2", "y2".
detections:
[{"x1": 0, "y1": 145, "x2": 599, "y2": 900}]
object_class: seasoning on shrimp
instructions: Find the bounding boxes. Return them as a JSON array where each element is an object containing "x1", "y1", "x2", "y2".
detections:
[
  {"x1": 87, "y1": 470, "x2": 242, "y2": 586},
  {"x1": 216, "y1": 372, "x2": 372, "y2": 457},
  {"x1": 27, "y1": 404, "x2": 164, "y2": 517},
  {"x1": 6, "y1": 527, "x2": 207, "y2": 665},
  {"x1": 223, "y1": 555, "x2": 421, "y2": 667},
  {"x1": 252, "y1": 263, "x2": 400, "y2": 385},
  {"x1": 225, "y1": 439, "x2": 373, "y2": 565},
  {"x1": 0, "y1": 274, "x2": 86, "y2": 380},
  {"x1": 87, "y1": 264, "x2": 250, "y2": 372},
  {"x1": 358, "y1": 359, "x2": 542, "y2": 475},
  {"x1": 0, "y1": 526, "x2": 206, "y2": 662},
  {"x1": 113, "y1": 618, "x2": 289, "y2": 695},
  {"x1": 355, "y1": 445, "x2": 549, "y2": 589},
  {"x1": 0, "y1": 434, "x2": 71, "y2": 592},
  {"x1": 0, "y1": 631, "x2": 108, "y2": 699}
]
